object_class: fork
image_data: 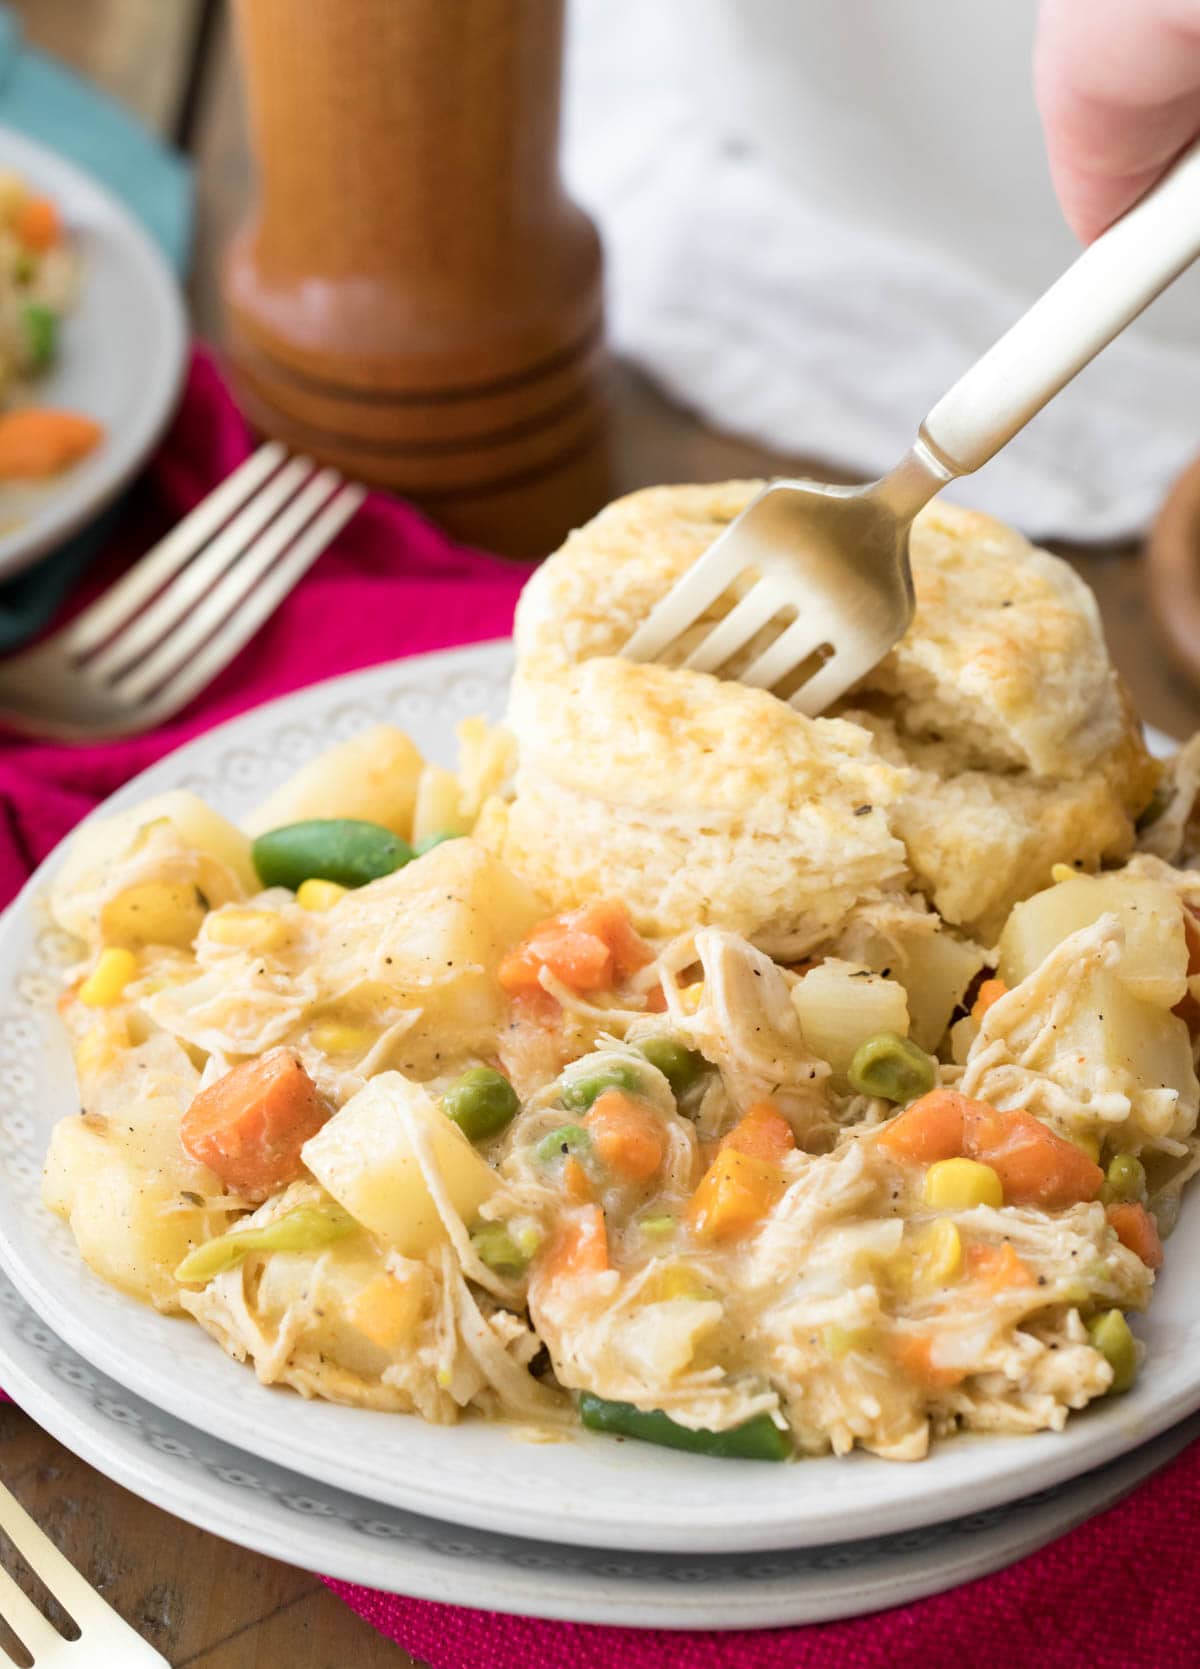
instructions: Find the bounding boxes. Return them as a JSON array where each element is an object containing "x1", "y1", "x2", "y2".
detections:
[
  {"x1": 0, "y1": 1480, "x2": 167, "y2": 1665},
  {"x1": 623, "y1": 136, "x2": 1200, "y2": 716},
  {"x1": 0, "y1": 443, "x2": 364, "y2": 741}
]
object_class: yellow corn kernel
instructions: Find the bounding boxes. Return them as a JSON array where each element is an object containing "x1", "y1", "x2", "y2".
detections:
[
  {"x1": 651, "y1": 1263, "x2": 714, "y2": 1302},
  {"x1": 101, "y1": 881, "x2": 205, "y2": 948},
  {"x1": 1068, "y1": 1130, "x2": 1101, "y2": 1162},
  {"x1": 347, "y1": 1274, "x2": 423, "y2": 1351},
  {"x1": 916, "y1": 1219, "x2": 963, "y2": 1289},
  {"x1": 678, "y1": 981, "x2": 705, "y2": 1014},
  {"x1": 310, "y1": 1018, "x2": 376, "y2": 1056},
  {"x1": 823, "y1": 1324, "x2": 875, "y2": 1359},
  {"x1": 297, "y1": 878, "x2": 348, "y2": 912},
  {"x1": 924, "y1": 1157, "x2": 1004, "y2": 1211},
  {"x1": 78, "y1": 947, "x2": 138, "y2": 1008},
  {"x1": 205, "y1": 908, "x2": 288, "y2": 953}
]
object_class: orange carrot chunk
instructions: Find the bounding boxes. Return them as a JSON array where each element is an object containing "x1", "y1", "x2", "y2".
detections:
[
  {"x1": 972, "y1": 978, "x2": 1009, "y2": 1021},
  {"x1": 0, "y1": 409, "x2": 103, "y2": 480},
  {"x1": 892, "y1": 1333, "x2": 967, "y2": 1389},
  {"x1": 963, "y1": 1103, "x2": 1103, "y2": 1209},
  {"x1": 687, "y1": 1147, "x2": 783, "y2": 1243},
  {"x1": 1107, "y1": 1201, "x2": 1164, "y2": 1270},
  {"x1": 497, "y1": 899, "x2": 652, "y2": 997},
  {"x1": 966, "y1": 1240, "x2": 1035, "y2": 1293},
  {"x1": 585, "y1": 1089, "x2": 667, "y2": 1183},
  {"x1": 876, "y1": 1088, "x2": 968, "y2": 1164},
  {"x1": 15, "y1": 195, "x2": 59, "y2": 251},
  {"x1": 180, "y1": 1047, "x2": 330, "y2": 1192},
  {"x1": 538, "y1": 1204, "x2": 609, "y2": 1287},
  {"x1": 721, "y1": 1100, "x2": 796, "y2": 1164}
]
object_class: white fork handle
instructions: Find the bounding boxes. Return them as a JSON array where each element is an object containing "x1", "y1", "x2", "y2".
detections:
[{"x1": 919, "y1": 136, "x2": 1200, "y2": 478}]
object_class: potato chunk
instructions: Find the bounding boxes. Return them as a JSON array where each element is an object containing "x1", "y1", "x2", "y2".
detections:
[
  {"x1": 301, "y1": 1072, "x2": 497, "y2": 1256},
  {"x1": 792, "y1": 959, "x2": 910, "y2": 1078},
  {"x1": 999, "y1": 875, "x2": 1188, "y2": 1009},
  {"x1": 242, "y1": 725, "x2": 424, "y2": 840}
]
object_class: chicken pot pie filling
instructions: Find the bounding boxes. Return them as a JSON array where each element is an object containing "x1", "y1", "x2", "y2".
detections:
[{"x1": 40, "y1": 488, "x2": 1200, "y2": 1463}]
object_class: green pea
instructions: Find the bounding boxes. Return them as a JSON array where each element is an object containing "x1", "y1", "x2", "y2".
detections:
[
  {"x1": 414, "y1": 830, "x2": 464, "y2": 856},
  {"x1": 579, "y1": 1394, "x2": 791, "y2": 1461},
  {"x1": 1087, "y1": 1309, "x2": 1138, "y2": 1394},
  {"x1": 638, "y1": 1037, "x2": 706, "y2": 1096},
  {"x1": 1101, "y1": 1153, "x2": 1147, "y2": 1205},
  {"x1": 559, "y1": 1062, "x2": 644, "y2": 1111},
  {"x1": 535, "y1": 1124, "x2": 591, "y2": 1167},
  {"x1": 847, "y1": 1032, "x2": 937, "y2": 1103},
  {"x1": 442, "y1": 1067, "x2": 519, "y2": 1142},
  {"x1": 252, "y1": 818, "x2": 413, "y2": 891},
  {"x1": 470, "y1": 1223, "x2": 529, "y2": 1275},
  {"x1": 21, "y1": 301, "x2": 57, "y2": 371}
]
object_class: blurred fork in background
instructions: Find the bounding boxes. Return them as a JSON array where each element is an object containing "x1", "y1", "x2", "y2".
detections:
[
  {"x1": 0, "y1": 1479, "x2": 168, "y2": 1664},
  {"x1": 0, "y1": 442, "x2": 364, "y2": 741}
]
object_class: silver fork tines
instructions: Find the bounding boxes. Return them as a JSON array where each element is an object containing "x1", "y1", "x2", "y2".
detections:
[
  {"x1": 0, "y1": 1481, "x2": 167, "y2": 1664},
  {"x1": 0, "y1": 443, "x2": 364, "y2": 741}
]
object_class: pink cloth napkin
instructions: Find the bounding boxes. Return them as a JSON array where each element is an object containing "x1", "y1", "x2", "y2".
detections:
[{"x1": 3, "y1": 347, "x2": 1198, "y2": 1669}]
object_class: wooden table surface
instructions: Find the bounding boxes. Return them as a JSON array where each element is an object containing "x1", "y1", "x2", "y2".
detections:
[{"x1": 2, "y1": 4, "x2": 1200, "y2": 1666}]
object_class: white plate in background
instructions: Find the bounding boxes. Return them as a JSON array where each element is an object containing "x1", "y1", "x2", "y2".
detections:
[
  {"x1": 0, "y1": 645, "x2": 1192, "y2": 1556},
  {"x1": 0, "y1": 125, "x2": 186, "y2": 581}
]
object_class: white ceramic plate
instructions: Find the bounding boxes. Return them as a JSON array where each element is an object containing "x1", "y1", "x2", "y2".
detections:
[
  {"x1": 0, "y1": 126, "x2": 186, "y2": 581},
  {"x1": 0, "y1": 645, "x2": 1193, "y2": 1557},
  {"x1": 2, "y1": 1267, "x2": 1197, "y2": 1629}
]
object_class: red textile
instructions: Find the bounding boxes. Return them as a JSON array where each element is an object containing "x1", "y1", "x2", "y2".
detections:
[{"x1": 3, "y1": 347, "x2": 1196, "y2": 1669}]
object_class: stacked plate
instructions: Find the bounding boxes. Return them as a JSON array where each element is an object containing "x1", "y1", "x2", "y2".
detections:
[{"x1": 2, "y1": 644, "x2": 1198, "y2": 1630}]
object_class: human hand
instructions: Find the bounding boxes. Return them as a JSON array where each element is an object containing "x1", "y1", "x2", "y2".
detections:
[{"x1": 1036, "y1": 0, "x2": 1200, "y2": 242}]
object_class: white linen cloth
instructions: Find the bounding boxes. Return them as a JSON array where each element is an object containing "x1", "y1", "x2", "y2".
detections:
[{"x1": 562, "y1": 0, "x2": 1200, "y2": 541}]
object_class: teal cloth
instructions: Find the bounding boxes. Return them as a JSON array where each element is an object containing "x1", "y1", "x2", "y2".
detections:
[{"x1": 0, "y1": 6, "x2": 193, "y2": 651}]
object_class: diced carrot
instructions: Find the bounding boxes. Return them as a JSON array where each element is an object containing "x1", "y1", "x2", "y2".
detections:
[
  {"x1": 644, "y1": 986, "x2": 668, "y2": 1014},
  {"x1": 497, "y1": 899, "x2": 652, "y2": 997},
  {"x1": 972, "y1": 978, "x2": 1008, "y2": 1021},
  {"x1": 585, "y1": 1089, "x2": 667, "y2": 1183},
  {"x1": 965, "y1": 1240, "x2": 1035, "y2": 1293},
  {"x1": 876, "y1": 1089, "x2": 967, "y2": 1164},
  {"x1": 0, "y1": 409, "x2": 103, "y2": 480},
  {"x1": 539, "y1": 1204, "x2": 609, "y2": 1286},
  {"x1": 687, "y1": 1147, "x2": 783, "y2": 1243},
  {"x1": 561, "y1": 1154, "x2": 594, "y2": 1203},
  {"x1": 720, "y1": 1100, "x2": 796, "y2": 1164},
  {"x1": 892, "y1": 1333, "x2": 966, "y2": 1389},
  {"x1": 1107, "y1": 1201, "x2": 1164, "y2": 1270},
  {"x1": 15, "y1": 195, "x2": 59, "y2": 250},
  {"x1": 962, "y1": 1103, "x2": 1103, "y2": 1209},
  {"x1": 180, "y1": 1047, "x2": 330, "y2": 1192}
]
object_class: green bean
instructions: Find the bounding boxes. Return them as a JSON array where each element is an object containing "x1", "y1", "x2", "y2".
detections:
[
  {"x1": 175, "y1": 1201, "x2": 355, "y2": 1284},
  {"x1": 442, "y1": 1067, "x2": 519, "y2": 1142},
  {"x1": 1087, "y1": 1309, "x2": 1138, "y2": 1394},
  {"x1": 21, "y1": 301, "x2": 57, "y2": 371},
  {"x1": 535, "y1": 1124, "x2": 591, "y2": 1166},
  {"x1": 252, "y1": 819, "x2": 413, "y2": 890},
  {"x1": 847, "y1": 1031, "x2": 936, "y2": 1103},
  {"x1": 579, "y1": 1394, "x2": 791, "y2": 1460},
  {"x1": 559, "y1": 1062, "x2": 645, "y2": 1111},
  {"x1": 1101, "y1": 1153, "x2": 1147, "y2": 1206},
  {"x1": 470, "y1": 1224, "x2": 529, "y2": 1275},
  {"x1": 637, "y1": 1037, "x2": 706, "y2": 1097}
]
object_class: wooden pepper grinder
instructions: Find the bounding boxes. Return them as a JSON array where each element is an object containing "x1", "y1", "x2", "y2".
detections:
[{"x1": 222, "y1": 0, "x2": 610, "y2": 557}]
